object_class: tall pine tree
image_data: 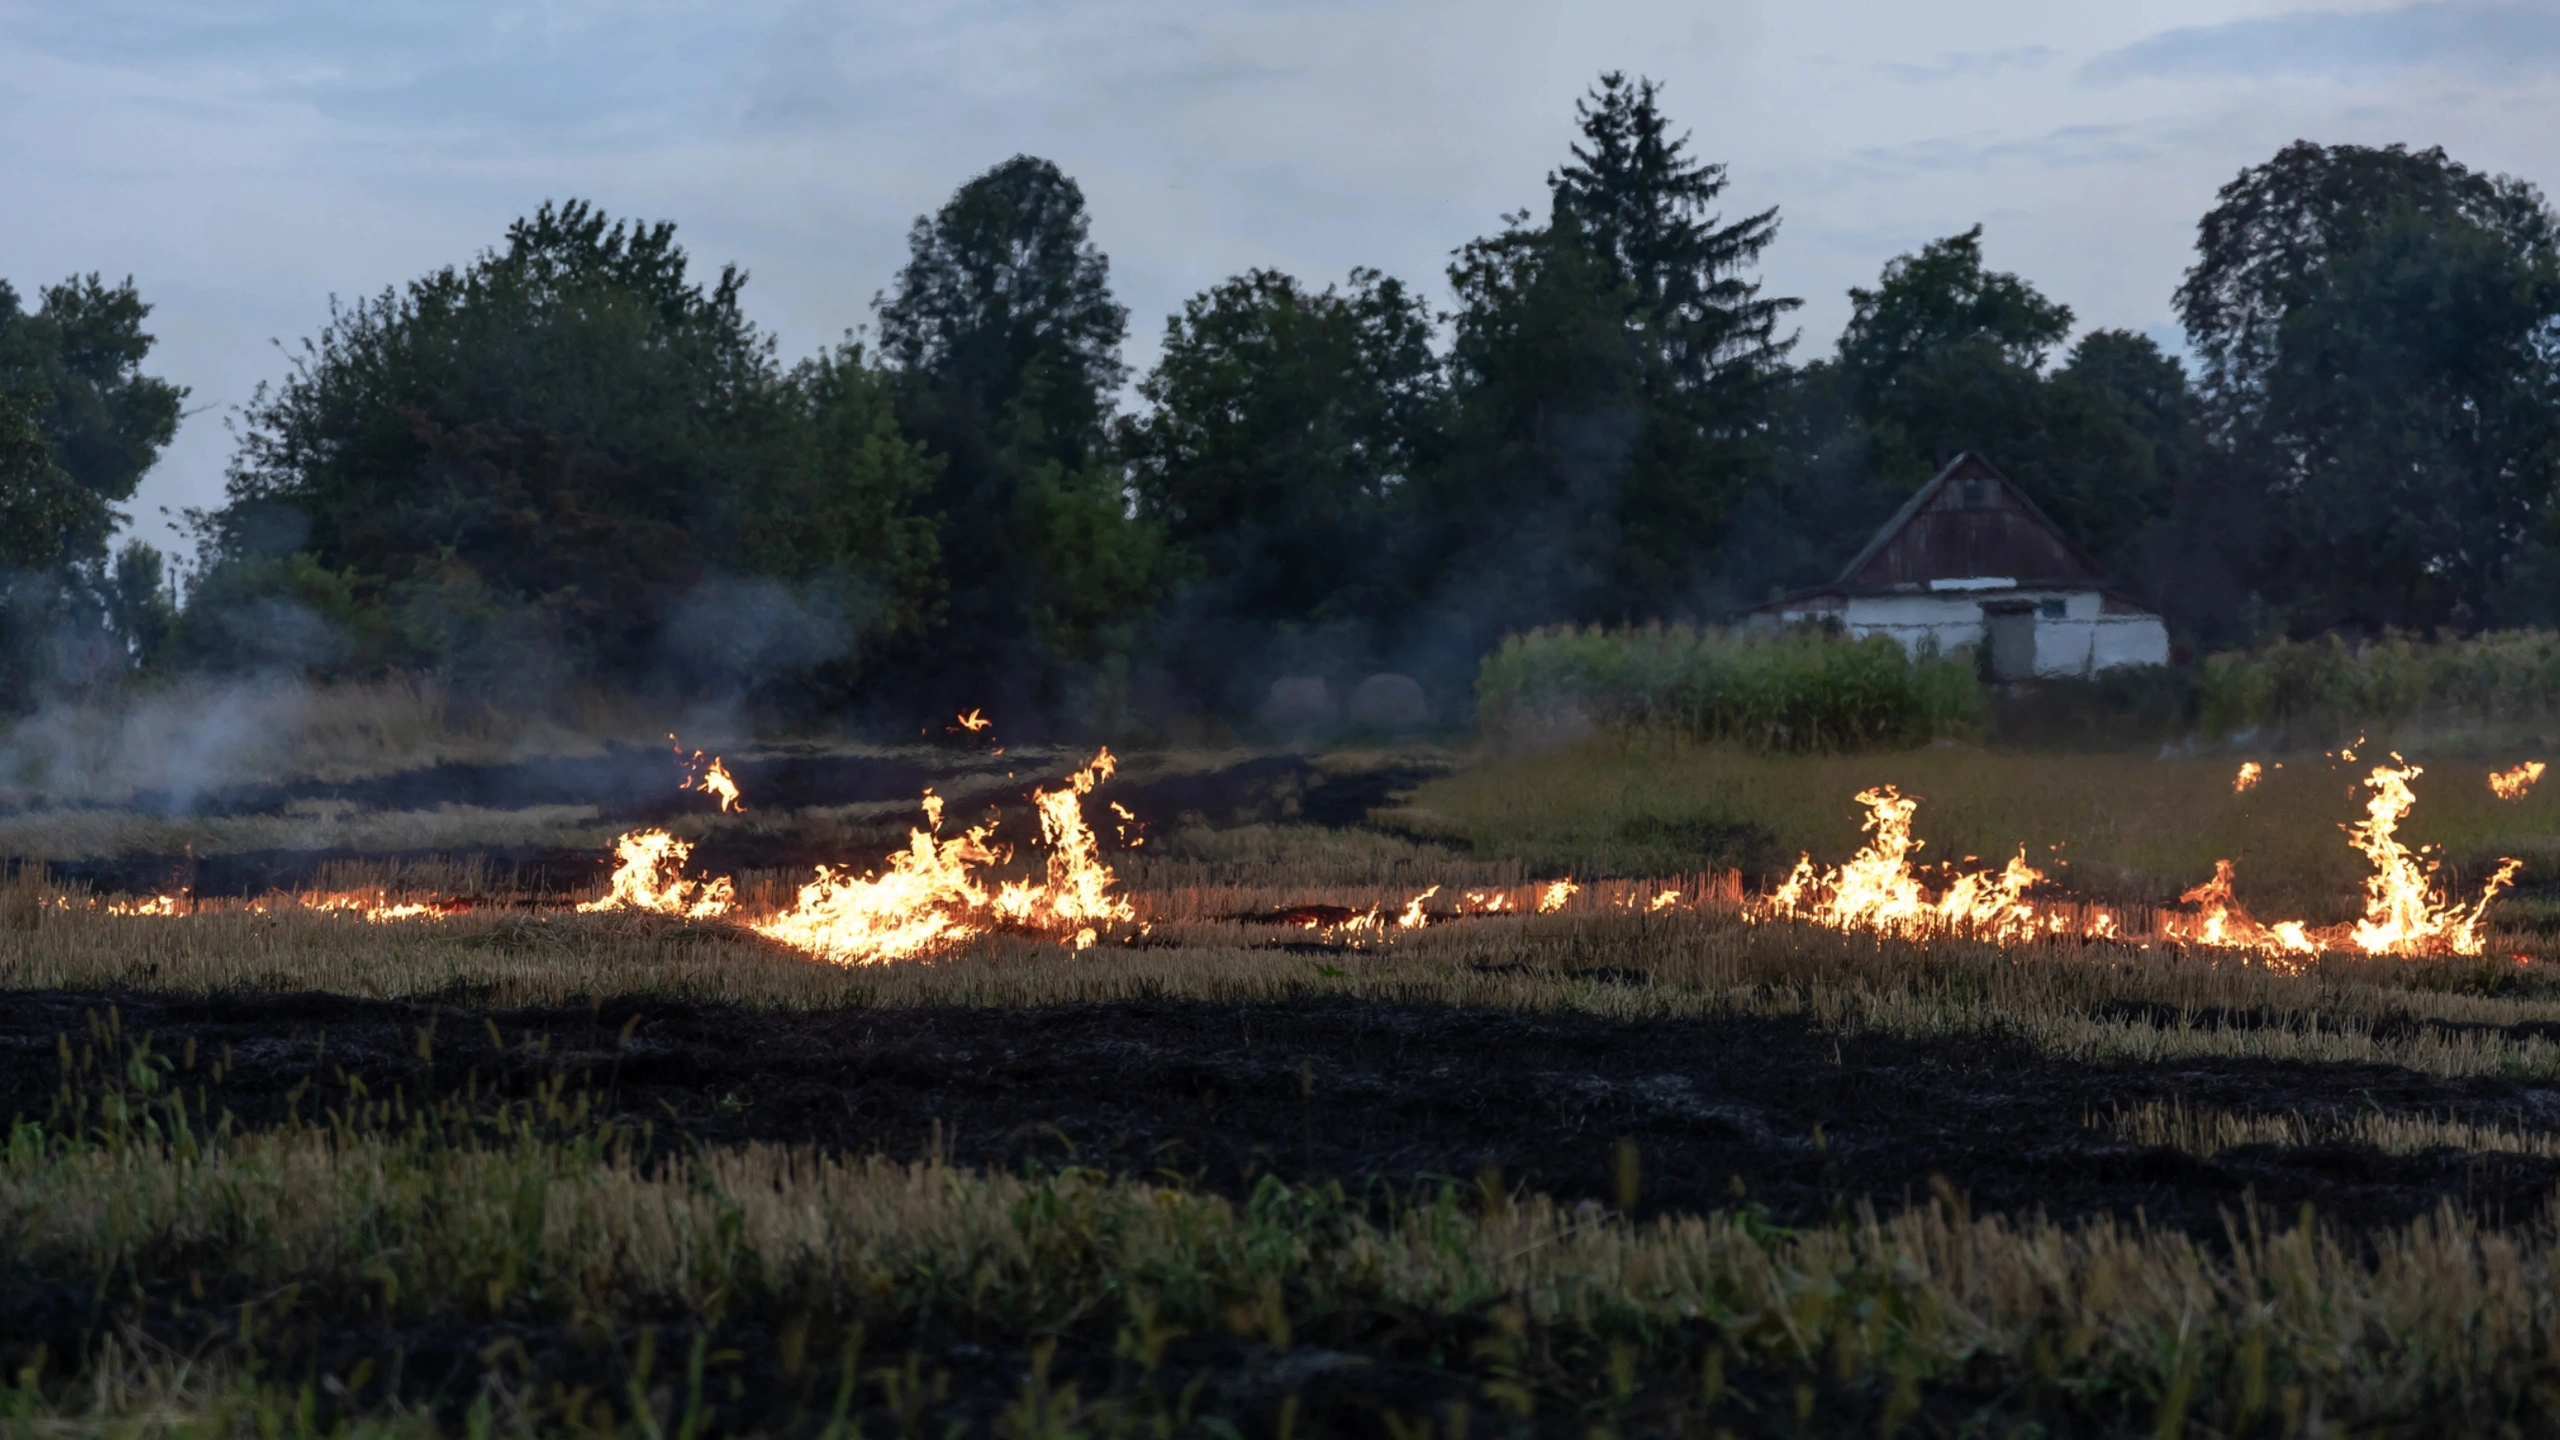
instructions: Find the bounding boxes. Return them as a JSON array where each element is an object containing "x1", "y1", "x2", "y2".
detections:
[{"x1": 1416, "y1": 73, "x2": 1796, "y2": 649}]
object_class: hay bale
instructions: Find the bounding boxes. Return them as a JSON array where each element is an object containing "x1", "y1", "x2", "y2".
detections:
[
  {"x1": 1259, "y1": 676, "x2": 1335, "y2": 732},
  {"x1": 1347, "y1": 673, "x2": 1429, "y2": 729}
]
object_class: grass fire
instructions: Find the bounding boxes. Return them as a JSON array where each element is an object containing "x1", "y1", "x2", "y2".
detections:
[{"x1": 17, "y1": 37, "x2": 2560, "y2": 1431}]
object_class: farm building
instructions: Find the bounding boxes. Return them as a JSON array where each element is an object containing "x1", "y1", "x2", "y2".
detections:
[{"x1": 1755, "y1": 452, "x2": 2171, "y2": 679}]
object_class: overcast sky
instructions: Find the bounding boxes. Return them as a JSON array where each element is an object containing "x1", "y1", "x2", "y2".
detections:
[{"x1": 8, "y1": 0, "x2": 2560, "y2": 556}]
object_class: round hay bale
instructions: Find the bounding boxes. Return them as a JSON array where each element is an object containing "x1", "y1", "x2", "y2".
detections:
[
  {"x1": 1347, "y1": 672, "x2": 1429, "y2": 729},
  {"x1": 1258, "y1": 675, "x2": 1336, "y2": 731}
]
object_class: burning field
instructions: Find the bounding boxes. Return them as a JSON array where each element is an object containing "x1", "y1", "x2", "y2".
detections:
[{"x1": 15, "y1": 724, "x2": 2560, "y2": 1434}]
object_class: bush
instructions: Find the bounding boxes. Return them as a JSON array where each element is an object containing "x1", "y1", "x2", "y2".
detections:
[
  {"x1": 1475, "y1": 622, "x2": 1981, "y2": 752},
  {"x1": 2198, "y1": 630, "x2": 2560, "y2": 738}
]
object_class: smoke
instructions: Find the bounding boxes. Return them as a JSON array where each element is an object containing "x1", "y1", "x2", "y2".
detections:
[
  {"x1": 0, "y1": 678, "x2": 317, "y2": 813},
  {"x1": 657, "y1": 574, "x2": 863, "y2": 697}
]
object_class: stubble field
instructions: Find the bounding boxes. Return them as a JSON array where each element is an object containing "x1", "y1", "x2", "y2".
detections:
[{"x1": 14, "y1": 705, "x2": 2560, "y2": 1436}]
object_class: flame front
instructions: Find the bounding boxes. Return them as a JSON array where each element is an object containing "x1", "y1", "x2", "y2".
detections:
[
  {"x1": 2492, "y1": 762, "x2": 2545, "y2": 800},
  {"x1": 1759, "y1": 786, "x2": 2060, "y2": 943},
  {"x1": 1758, "y1": 766, "x2": 2519, "y2": 959},
  {"x1": 2234, "y1": 762, "x2": 2261, "y2": 794},
  {"x1": 578, "y1": 830, "x2": 735, "y2": 919},
  {"x1": 747, "y1": 748, "x2": 1137, "y2": 964},
  {"x1": 2343, "y1": 763, "x2": 2517, "y2": 956}
]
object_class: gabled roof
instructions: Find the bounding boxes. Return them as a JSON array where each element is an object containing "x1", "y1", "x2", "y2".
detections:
[{"x1": 1826, "y1": 452, "x2": 2109, "y2": 592}]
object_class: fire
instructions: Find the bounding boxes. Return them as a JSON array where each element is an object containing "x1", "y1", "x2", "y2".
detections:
[
  {"x1": 672, "y1": 736, "x2": 746, "y2": 813},
  {"x1": 954, "y1": 709, "x2": 993, "y2": 733},
  {"x1": 696, "y1": 759, "x2": 743, "y2": 813},
  {"x1": 2491, "y1": 762, "x2": 2545, "y2": 800},
  {"x1": 1537, "y1": 880, "x2": 1579, "y2": 913},
  {"x1": 1759, "y1": 787, "x2": 2058, "y2": 943},
  {"x1": 2342, "y1": 763, "x2": 2517, "y2": 957},
  {"x1": 749, "y1": 749, "x2": 1138, "y2": 964},
  {"x1": 577, "y1": 830, "x2": 736, "y2": 919},
  {"x1": 1399, "y1": 885, "x2": 1440, "y2": 929},
  {"x1": 749, "y1": 805, "x2": 1004, "y2": 964},
  {"x1": 2155, "y1": 860, "x2": 2318, "y2": 958},
  {"x1": 1462, "y1": 890, "x2": 1513, "y2": 914},
  {"x1": 2234, "y1": 761, "x2": 2261, "y2": 794},
  {"x1": 1650, "y1": 889, "x2": 1682, "y2": 912},
  {"x1": 987, "y1": 748, "x2": 1140, "y2": 949},
  {"x1": 1758, "y1": 765, "x2": 2521, "y2": 959}
]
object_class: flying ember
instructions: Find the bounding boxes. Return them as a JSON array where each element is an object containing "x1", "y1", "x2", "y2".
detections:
[{"x1": 671, "y1": 735, "x2": 745, "y2": 813}]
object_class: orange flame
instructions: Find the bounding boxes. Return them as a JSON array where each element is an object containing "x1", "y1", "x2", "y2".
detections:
[
  {"x1": 2234, "y1": 761, "x2": 2261, "y2": 794},
  {"x1": 2343, "y1": 762, "x2": 2516, "y2": 956},
  {"x1": 1760, "y1": 767, "x2": 2519, "y2": 960},
  {"x1": 1537, "y1": 880, "x2": 1579, "y2": 914},
  {"x1": 2491, "y1": 761, "x2": 2545, "y2": 801},
  {"x1": 750, "y1": 749, "x2": 1137, "y2": 964},
  {"x1": 954, "y1": 709, "x2": 993, "y2": 732},
  {"x1": 578, "y1": 830, "x2": 736, "y2": 919},
  {"x1": 672, "y1": 736, "x2": 746, "y2": 813},
  {"x1": 1399, "y1": 885, "x2": 1440, "y2": 929}
]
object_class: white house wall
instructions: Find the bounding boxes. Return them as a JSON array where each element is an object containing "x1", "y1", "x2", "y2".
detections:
[{"x1": 1777, "y1": 591, "x2": 2169, "y2": 675}]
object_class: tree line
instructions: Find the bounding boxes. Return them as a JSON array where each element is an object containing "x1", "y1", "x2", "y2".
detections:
[{"x1": 6, "y1": 74, "x2": 2559, "y2": 727}]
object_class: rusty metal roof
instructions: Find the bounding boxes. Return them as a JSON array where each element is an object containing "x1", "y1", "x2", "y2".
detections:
[{"x1": 1829, "y1": 452, "x2": 2108, "y2": 591}]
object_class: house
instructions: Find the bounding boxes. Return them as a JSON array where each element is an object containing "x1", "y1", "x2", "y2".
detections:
[{"x1": 1754, "y1": 452, "x2": 2170, "y2": 679}]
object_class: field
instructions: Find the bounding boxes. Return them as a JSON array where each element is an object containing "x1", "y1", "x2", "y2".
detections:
[{"x1": 15, "y1": 693, "x2": 2560, "y2": 1435}]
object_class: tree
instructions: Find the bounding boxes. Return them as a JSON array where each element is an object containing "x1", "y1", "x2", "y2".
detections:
[
  {"x1": 1115, "y1": 266, "x2": 1442, "y2": 710},
  {"x1": 2177, "y1": 141, "x2": 2560, "y2": 632},
  {"x1": 0, "y1": 275, "x2": 187, "y2": 571},
  {"x1": 0, "y1": 278, "x2": 187, "y2": 700},
  {"x1": 1412, "y1": 74, "x2": 1797, "y2": 653},
  {"x1": 1549, "y1": 72, "x2": 1794, "y2": 398},
  {"x1": 877, "y1": 156, "x2": 1129, "y2": 468},
  {"x1": 873, "y1": 157, "x2": 1159, "y2": 710},
  {"x1": 1832, "y1": 225, "x2": 2073, "y2": 488},
  {"x1": 205, "y1": 200, "x2": 939, "y2": 693},
  {"x1": 1123, "y1": 269, "x2": 1441, "y2": 620}
]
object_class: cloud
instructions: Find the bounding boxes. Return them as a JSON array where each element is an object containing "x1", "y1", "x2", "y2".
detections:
[
  {"x1": 1879, "y1": 45, "x2": 2057, "y2": 84},
  {"x1": 2086, "y1": 2, "x2": 2560, "y2": 85},
  {"x1": 1832, "y1": 121, "x2": 2173, "y2": 183}
]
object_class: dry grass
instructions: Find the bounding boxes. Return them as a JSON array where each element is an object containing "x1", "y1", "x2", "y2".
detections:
[
  {"x1": 15, "y1": 1108, "x2": 2560, "y2": 1434},
  {"x1": 2103, "y1": 1096, "x2": 2560, "y2": 1161},
  {"x1": 13, "y1": 877, "x2": 2560, "y2": 1079}
]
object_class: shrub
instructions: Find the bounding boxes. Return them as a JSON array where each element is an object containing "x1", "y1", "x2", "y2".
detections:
[
  {"x1": 2198, "y1": 630, "x2": 2560, "y2": 738},
  {"x1": 1475, "y1": 622, "x2": 1981, "y2": 752}
]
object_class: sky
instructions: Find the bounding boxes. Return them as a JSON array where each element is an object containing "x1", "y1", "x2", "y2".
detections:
[{"x1": 7, "y1": 0, "x2": 2560, "y2": 557}]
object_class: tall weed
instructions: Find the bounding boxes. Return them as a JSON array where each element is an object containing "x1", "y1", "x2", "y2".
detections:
[
  {"x1": 1476, "y1": 623, "x2": 1981, "y2": 753},
  {"x1": 2200, "y1": 630, "x2": 2560, "y2": 739}
]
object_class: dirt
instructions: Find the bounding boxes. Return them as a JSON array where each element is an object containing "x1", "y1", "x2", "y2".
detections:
[{"x1": 12, "y1": 987, "x2": 2559, "y2": 1236}]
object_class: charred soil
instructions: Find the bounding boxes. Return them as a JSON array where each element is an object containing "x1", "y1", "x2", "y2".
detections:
[{"x1": 9, "y1": 988, "x2": 2555, "y2": 1236}]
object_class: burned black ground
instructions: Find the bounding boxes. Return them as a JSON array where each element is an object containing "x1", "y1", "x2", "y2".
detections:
[
  {"x1": 11, "y1": 987, "x2": 2557, "y2": 1236},
  {"x1": 31, "y1": 751, "x2": 1455, "y2": 896}
]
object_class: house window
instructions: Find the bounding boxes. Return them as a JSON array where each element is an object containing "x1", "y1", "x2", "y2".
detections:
[
  {"x1": 1960, "y1": 479, "x2": 1985, "y2": 509},
  {"x1": 2038, "y1": 597, "x2": 2066, "y2": 620}
]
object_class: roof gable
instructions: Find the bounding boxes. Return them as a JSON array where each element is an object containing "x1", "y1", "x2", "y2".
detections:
[{"x1": 1833, "y1": 453, "x2": 2107, "y2": 591}]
